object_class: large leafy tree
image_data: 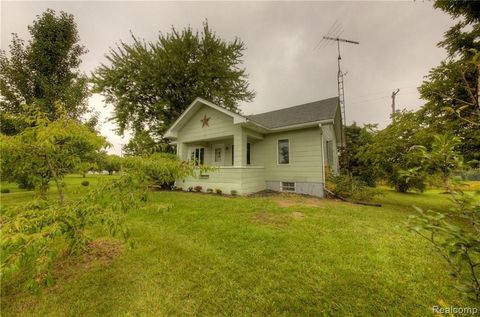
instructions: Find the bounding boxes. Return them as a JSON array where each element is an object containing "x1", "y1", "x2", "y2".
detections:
[
  {"x1": 92, "y1": 22, "x2": 255, "y2": 153},
  {"x1": 357, "y1": 111, "x2": 432, "y2": 192},
  {"x1": 419, "y1": 1, "x2": 480, "y2": 162},
  {"x1": 0, "y1": 9, "x2": 89, "y2": 135}
]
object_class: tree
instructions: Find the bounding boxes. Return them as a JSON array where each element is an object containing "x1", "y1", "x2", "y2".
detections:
[
  {"x1": 339, "y1": 123, "x2": 377, "y2": 187},
  {"x1": 0, "y1": 9, "x2": 89, "y2": 135},
  {"x1": 0, "y1": 103, "x2": 107, "y2": 203},
  {"x1": 92, "y1": 21, "x2": 255, "y2": 149},
  {"x1": 357, "y1": 111, "x2": 431, "y2": 192},
  {"x1": 419, "y1": 1, "x2": 480, "y2": 162},
  {"x1": 101, "y1": 154, "x2": 123, "y2": 175}
]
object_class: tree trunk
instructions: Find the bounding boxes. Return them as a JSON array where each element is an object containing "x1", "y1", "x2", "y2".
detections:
[{"x1": 45, "y1": 154, "x2": 64, "y2": 204}]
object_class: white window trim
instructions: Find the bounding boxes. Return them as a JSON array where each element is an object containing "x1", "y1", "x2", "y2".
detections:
[
  {"x1": 212, "y1": 143, "x2": 225, "y2": 166},
  {"x1": 189, "y1": 146, "x2": 205, "y2": 165},
  {"x1": 277, "y1": 138, "x2": 290, "y2": 165}
]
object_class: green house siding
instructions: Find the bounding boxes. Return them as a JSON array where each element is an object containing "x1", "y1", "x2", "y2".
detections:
[
  {"x1": 177, "y1": 166, "x2": 265, "y2": 195},
  {"x1": 177, "y1": 105, "x2": 236, "y2": 144},
  {"x1": 261, "y1": 128, "x2": 323, "y2": 183}
]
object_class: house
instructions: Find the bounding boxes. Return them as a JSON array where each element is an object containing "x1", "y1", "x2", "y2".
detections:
[{"x1": 164, "y1": 97, "x2": 342, "y2": 197}]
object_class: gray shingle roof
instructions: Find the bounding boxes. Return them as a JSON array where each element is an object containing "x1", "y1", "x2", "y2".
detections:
[{"x1": 247, "y1": 97, "x2": 339, "y2": 129}]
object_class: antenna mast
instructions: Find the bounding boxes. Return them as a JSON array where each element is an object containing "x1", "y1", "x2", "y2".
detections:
[{"x1": 322, "y1": 36, "x2": 359, "y2": 146}]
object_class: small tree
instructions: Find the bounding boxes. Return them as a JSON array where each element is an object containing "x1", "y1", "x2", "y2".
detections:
[{"x1": 0, "y1": 103, "x2": 107, "y2": 203}]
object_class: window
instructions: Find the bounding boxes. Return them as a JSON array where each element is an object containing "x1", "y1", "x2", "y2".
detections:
[
  {"x1": 214, "y1": 148, "x2": 222, "y2": 162},
  {"x1": 326, "y1": 140, "x2": 334, "y2": 167},
  {"x1": 247, "y1": 143, "x2": 251, "y2": 165},
  {"x1": 278, "y1": 139, "x2": 289, "y2": 164},
  {"x1": 282, "y1": 182, "x2": 295, "y2": 192},
  {"x1": 190, "y1": 147, "x2": 204, "y2": 166}
]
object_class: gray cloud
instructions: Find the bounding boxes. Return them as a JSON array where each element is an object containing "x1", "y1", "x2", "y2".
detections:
[{"x1": 1, "y1": 1, "x2": 453, "y2": 154}]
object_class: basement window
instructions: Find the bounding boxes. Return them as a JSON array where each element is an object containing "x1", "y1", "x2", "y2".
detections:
[{"x1": 282, "y1": 182, "x2": 295, "y2": 192}]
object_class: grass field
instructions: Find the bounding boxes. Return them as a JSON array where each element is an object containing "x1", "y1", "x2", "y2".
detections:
[{"x1": 1, "y1": 175, "x2": 479, "y2": 316}]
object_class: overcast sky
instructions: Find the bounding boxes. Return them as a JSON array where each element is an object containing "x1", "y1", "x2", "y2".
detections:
[{"x1": 1, "y1": 1, "x2": 454, "y2": 154}]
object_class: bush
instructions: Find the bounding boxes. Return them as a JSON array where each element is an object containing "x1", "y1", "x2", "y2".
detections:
[
  {"x1": 230, "y1": 190, "x2": 238, "y2": 196},
  {"x1": 1, "y1": 188, "x2": 11, "y2": 194},
  {"x1": 194, "y1": 185, "x2": 202, "y2": 192},
  {"x1": 206, "y1": 188, "x2": 213, "y2": 193},
  {"x1": 327, "y1": 174, "x2": 380, "y2": 202},
  {"x1": 123, "y1": 153, "x2": 212, "y2": 189},
  {"x1": 215, "y1": 188, "x2": 222, "y2": 195},
  {"x1": 188, "y1": 186, "x2": 194, "y2": 192},
  {"x1": 81, "y1": 180, "x2": 90, "y2": 187}
]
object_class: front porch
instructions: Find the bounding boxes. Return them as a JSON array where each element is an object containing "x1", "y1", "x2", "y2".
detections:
[{"x1": 174, "y1": 128, "x2": 266, "y2": 195}]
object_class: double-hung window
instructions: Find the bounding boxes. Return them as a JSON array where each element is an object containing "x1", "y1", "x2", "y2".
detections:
[
  {"x1": 191, "y1": 147, "x2": 204, "y2": 166},
  {"x1": 277, "y1": 139, "x2": 290, "y2": 164}
]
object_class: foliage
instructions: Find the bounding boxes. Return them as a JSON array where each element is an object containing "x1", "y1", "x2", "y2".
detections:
[
  {"x1": 0, "y1": 174, "x2": 146, "y2": 292},
  {"x1": 419, "y1": 2, "x2": 480, "y2": 162},
  {"x1": 409, "y1": 133, "x2": 480, "y2": 302},
  {"x1": 327, "y1": 173, "x2": 381, "y2": 202},
  {"x1": 194, "y1": 185, "x2": 202, "y2": 192},
  {"x1": 206, "y1": 188, "x2": 213, "y2": 193},
  {"x1": 188, "y1": 187, "x2": 194, "y2": 192},
  {"x1": 230, "y1": 190, "x2": 238, "y2": 196},
  {"x1": 339, "y1": 123, "x2": 377, "y2": 187},
  {"x1": 1, "y1": 188, "x2": 11, "y2": 194},
  {"x1": 0, "y1": 9, "x2": 89, "y2": 135},
  {"x1": 0, "y1": 103, "x2": 107, "y2": 203},
  {"x1": 81, "y1": 180, "x2": 90, "y2": 187},
  {"x1": 356, "y1": 110, "x2": 431, "y2": 192},
  {"x1": 123, "y1": 153, "x2": 212, "y2": 189},
  {"x1": 100, "y1": 154, "x2": 123, "y2": 175},
  {"x1": 411, "y1": 134, "x2": 464, "y2": 188},
  {"x1": 215, "y1": 188, "x2": 222, "y2": 195},
  {"x1": 122, "y1": 130, "x2": 174, "y2": 156},
  {"x1": 92, "y1": 21, "x2": 255, "y2": 148}
]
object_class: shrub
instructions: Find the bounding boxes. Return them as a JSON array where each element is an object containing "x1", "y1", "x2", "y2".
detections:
[
  {"x1": 206, "y1": 188, "x2": 213, "y2": 193},
  {"x1": 1, "y1": 188, "x2": 11, "y2": 194},
  {"x1": 122, "y1": 153, "x2": 213, "y2": 189},
  {"x1": 188, "y1": 186, "x2": 194, "y2": 192},
  {"x1": 327, "y1": 174, "x2": 380, "y2": 202},
  {"x1": 215, "y1": 188, "x2": 222, "y2": 195},
  {"x1": 230, "y1": 190, "x2": 238, "y2": 196},
  {"x1": 194, "y1": 185, "x2": 202, "y2": 192},
  {"x1": 81, "y1": 180, "x2": 90, "y2": 187}
]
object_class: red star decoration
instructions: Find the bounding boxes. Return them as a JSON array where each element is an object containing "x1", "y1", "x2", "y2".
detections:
[{"x1": 201, "y1": 114, "x2": 210, "y2": 127}]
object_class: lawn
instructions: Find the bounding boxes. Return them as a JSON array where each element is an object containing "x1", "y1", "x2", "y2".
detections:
[{"x1": 1, "y1": 175, "x2": 479, "y2": 316}]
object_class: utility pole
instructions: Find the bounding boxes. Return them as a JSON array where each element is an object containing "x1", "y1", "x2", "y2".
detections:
[
  {"x1": 391, "y1": 88, "x2": 400, "y2": 119},
  {"x1": 322, "y1": 36, "x2": 359, "y2": 146}
]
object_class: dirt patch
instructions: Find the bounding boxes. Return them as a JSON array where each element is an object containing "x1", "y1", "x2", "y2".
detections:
[
  {"x1": 250, "y1": 211, "x2": 290, "y2": 228},
  {"x1": 274, "y1": 195, "x2": 324, "y2": 209},
  {"x1": 52, "y1": 239, "x2": 123, "y2": 284}
]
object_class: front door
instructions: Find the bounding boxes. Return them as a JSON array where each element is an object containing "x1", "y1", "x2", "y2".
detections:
[{"x1": 212, "y1": 143, "x2": 225, "y2": 166}]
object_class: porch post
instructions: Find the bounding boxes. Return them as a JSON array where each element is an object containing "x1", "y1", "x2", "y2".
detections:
[
  {"x1": 177, "y1": 142, "x2": 188, "y2": 161},
  {"x1": 233, "y1": 127, "x2": 247, "y2": 166}
]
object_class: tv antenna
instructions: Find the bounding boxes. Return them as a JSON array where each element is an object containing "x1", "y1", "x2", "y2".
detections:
[{"x1": 321, "y1": 35, "x2": 359, "y2": 146}]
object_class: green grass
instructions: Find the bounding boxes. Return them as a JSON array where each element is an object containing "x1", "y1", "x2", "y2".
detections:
[{"x1": 1, "y1": 176, "x2": 478, "y2": 316}]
